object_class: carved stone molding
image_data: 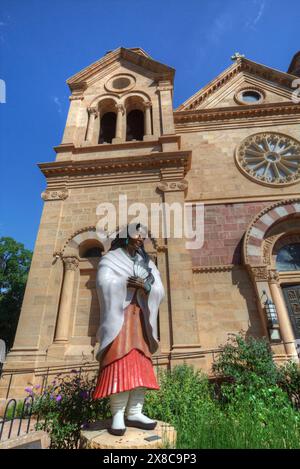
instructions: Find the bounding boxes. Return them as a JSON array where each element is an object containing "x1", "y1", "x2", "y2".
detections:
[
  {"x1": 62, "y1": 256, "x2": 79, "y2": 271},
  {"x1": 156, "y1": 244, "x2": 168, "y2": 253},
  {"x1": 157, "y1": 180, "x2": 188, "y2": 192},
  {"x1": 87, "y1": 106, "x2": 98, "y2": 116},
  {"x1": 268, "y1": 269, "x2": 280, "y2": 284},
  {"x1": 41, "y1": 189, "x2": 69, "y2": 201},
  {"x1": 157, "y1": 80, "x2": 173, "y2": 92},
  {"x1": 251, "y1": 265, "x2": 269, "y2": 281},
  {"x1": 39, "y1": 151, "x2": 191, "y2": 179},
  {"x1": 144, "y1": 101, "x2": 152, "y2": 109},
  {"x1": 236, "y1": 132, "x2": 300, "y2": 187},
  {"x1": 243, "y1": 197, "x2": 300, "y2": 265},
  {"x1": 262, "y1": 236, "x2": 278, "y2": 265},
  {"x1": 114, "y1": 103, "x2": 125, "y2": 114},
  {"x1": 193, "y1": 264, "x2": 234, "y2": 273}
]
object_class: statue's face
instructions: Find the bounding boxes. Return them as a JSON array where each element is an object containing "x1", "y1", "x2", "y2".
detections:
[{"x1": 128, "y1": 229, "x2": 146, "y2": 250}]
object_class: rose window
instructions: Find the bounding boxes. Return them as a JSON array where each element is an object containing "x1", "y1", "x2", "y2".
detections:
[{"x1": 236, "y1": 132, "x2": 300, "y2": 186}]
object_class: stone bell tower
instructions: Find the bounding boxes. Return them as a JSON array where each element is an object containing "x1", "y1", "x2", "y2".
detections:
[{"x1": 2, "y1": 47, "x2": 201, "y2": 396}]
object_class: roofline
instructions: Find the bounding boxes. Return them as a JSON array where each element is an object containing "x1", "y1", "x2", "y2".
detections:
[
  {"x1": 177, "y1": 56, "x2": 299, "y2": 111},
  {"x1": 66, "y1": 47, "x2": 175, "y2": 91}
]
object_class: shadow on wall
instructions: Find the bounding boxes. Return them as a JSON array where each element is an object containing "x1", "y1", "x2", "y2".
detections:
[{"x1": 230, "y1": 265, "x2": 265, "y2": 339}]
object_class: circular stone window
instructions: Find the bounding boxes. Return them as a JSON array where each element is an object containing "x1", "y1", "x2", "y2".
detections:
[
  {"x1": 235, "y1": 88, "x2": 264, "y2": 105},
  {"x1": 235, "y1": 132, "x2": 300, "y2": 186},
  {"x1": 105, "y1": 74, "x2": 135, "y2": 93}
]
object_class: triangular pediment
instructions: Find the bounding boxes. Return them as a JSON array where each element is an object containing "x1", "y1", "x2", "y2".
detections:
[
  {"x1": 67, "y1": 47, "x2": 175, "y2": 91},
  {"x1": 177, "y1": 57, "x2": 298, "y2": 111}
]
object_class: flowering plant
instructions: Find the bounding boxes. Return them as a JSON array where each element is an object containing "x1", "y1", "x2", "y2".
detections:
[{"x1": 25, "y1": 371, "x2": 110, "y2": 449}]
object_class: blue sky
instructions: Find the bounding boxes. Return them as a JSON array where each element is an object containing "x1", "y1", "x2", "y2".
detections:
[{"x1": 0, "y1": 0, "x2": 299, "y2": 250}]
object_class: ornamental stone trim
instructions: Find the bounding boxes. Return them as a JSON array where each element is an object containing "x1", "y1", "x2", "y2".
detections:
[
  {"x1": 62, "y1": 256, "x2": 79, "y2": 271},
  {"x1": 157, "y1": 180, "x2": 188, "y2": 192},
  {"x1": 268, "y1": 269, "x2": 280, "y2": 284},
  {"x1": 250, "y1": 265, "x2": 268, "y2": 281},
  {"x1": 87, "y1": 106, "x2": 98, "y2": 116},
  {"x1": 235, "y1": 132, "x2": 300, "y2": 187},
  {"x1": 243, "y1": 198, "x2": 300, "y2": 266},
  {"x1": 192, "y1": 265, "x2": 234, "y2": 273},
  {"x1": 41, "y1": 189, "x2": 69, "y2": 201}
]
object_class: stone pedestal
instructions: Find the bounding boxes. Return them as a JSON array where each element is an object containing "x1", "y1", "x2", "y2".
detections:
[{"x1": 80, "y1": 419, "x2": 177, "y2": 449}]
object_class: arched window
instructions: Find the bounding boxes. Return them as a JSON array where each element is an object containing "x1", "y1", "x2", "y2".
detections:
[
  {"x1": 99, "y1": 112, "x2": 116, "y2": 144},
  {"x1": 276, "y1": 243, "x2": 300, "y2": 271},
  {"x1": 126, "y1": 110, "x2": 144, "y2": 141},
  {"x1": 79, "y1": 239, "x2": 103, "y2": 259},
  {"x1": 83, "y1": 247, "x2": 103, "y2": 258}
]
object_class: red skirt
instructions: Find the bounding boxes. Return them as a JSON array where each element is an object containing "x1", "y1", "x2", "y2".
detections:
[{"x1": 93, "y1": 348, "x2": 159, "y2": 399}]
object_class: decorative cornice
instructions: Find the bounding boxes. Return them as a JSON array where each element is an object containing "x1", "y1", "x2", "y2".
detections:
[
  {"x1": 41, "y1": 189, "x2": 69, "y2": 201},
  {"x1": 174, "y1": 102, "x2": 300, "y2": 125},
  {"x1": 38, "y1": 151, "x2": 191, "y2": 179},
  {"x1": 192, "y1": 264, "x2": 234, "y2": 273}
]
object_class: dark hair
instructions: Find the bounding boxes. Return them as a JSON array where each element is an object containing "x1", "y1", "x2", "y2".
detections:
[{"x1": 110, "y1": 223, "x2": 150, "y2": 264}]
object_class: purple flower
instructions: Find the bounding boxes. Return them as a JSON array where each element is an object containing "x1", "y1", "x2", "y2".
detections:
[
  {"x1": 56, "y1": 395, "x2": 62, "y2": 402},
  {"x1": 80, "y1": 391, "x2": 89, "y2": 400},
  {"x1": 25, "y1": 387, "x2": 33, "y2": 394},
  {"x1": 51, "y1": 380, "x2": 57, "y2": 385},
  {"x1": 34, "y1": 384, "x2": 41, "y2": 389}
]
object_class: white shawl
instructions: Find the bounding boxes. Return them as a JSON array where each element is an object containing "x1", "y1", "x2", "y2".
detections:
[{"x1": 95, "y1": 247, "x2": 164, "y2": 361}]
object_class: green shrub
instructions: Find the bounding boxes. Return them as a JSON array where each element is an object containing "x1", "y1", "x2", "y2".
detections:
[
  {"x1": 144, "y1": 363, "x2": 300, "y2": 449},
  {"x1": 212, "y1": 332, "x2": 278, "y2": 386},
  {"x1": 144, "y1": 364, "x2": 221, "y2": 448},
  {"x1": 277, "y1": 360, "x2": 300, "y2": 410}
]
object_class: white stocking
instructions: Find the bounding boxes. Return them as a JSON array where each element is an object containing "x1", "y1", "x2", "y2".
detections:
[
  {"x1": 126, "y1": 387, "x2": 156, "y2": 424},
  {"x1": 110, "y1": 391, "x2": 129, "y2": 430}
]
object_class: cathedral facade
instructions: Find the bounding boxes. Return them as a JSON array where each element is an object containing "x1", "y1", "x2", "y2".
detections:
[{"x1": 2, "y1": 48, "x2": 300, "y2": 397}]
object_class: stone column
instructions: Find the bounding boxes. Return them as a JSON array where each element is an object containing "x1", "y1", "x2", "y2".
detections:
[
  {"x1": 112, "y1": 104, "x2": 125, "y2": 143},
  {"x1": 268, "y1": 270, "x2": 298, "y2": 360},
  {"x1": 143, "y1": 101, "x2": 153, "y2": 140},
  {"x1": 86, "y1": 107, "x2": 98, "y2": 143},
  {"x1": 54, "y1": 256, "x2": 79, "y2": 343},
  {"x1": 156, "y1": 180, "x2": 201, "y2": 357}
]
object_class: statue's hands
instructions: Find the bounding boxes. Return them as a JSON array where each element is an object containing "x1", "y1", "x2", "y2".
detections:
[{"x1": 127, "y1": 276, "x2": 146, "y2": 291}]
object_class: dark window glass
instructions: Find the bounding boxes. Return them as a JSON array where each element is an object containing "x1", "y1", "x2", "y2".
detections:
[
  {"x1": 83, "y1": 247, "x2": 103, "y2": 258},
  {"x1": 276, "y1": 243, "x2": 300, "y2": 271},
  {"x1": 126, "y1": 110, "x2": 144, "y2": 141},
  {"x1": 241, "y1": 91, "x2": 261, "y2": 103},
  {"x1": 99, "y1": 112, "x2": 116, "y2": 144}
]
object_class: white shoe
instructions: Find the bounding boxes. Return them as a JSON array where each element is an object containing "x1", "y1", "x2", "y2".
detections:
[
  {"x1": 125, "y1": 387, "x2": 157, "y2": 430},
  {"x1": 109, "y1": 391, "x2": 129, "y2": 436}
]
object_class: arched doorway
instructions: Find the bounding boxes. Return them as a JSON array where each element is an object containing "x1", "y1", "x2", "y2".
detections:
[{"x1": 243, "y1": 199, "x2": 300, "y2": 360}]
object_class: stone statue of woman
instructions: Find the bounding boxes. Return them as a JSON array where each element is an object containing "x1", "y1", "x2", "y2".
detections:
[{"x1": 93, "y1": 223, "x2": 165, "y2": 436}]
